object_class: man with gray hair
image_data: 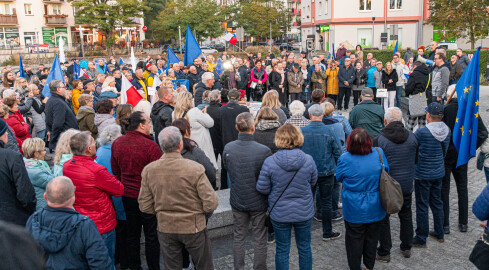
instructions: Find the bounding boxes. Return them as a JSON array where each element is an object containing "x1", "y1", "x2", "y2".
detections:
[
  {"x1": 223, "y1": 112, "x2": 272, "y2": 268},
  {"x1": 26, "y1": 176, "x2": 112, "y2": 269},
  {"x1": 45, "y1": 79, "x2": 78, "y2": 150},
  {"x1": 194, "y1": 71, "x2": 215, "y2": 106},
  {"x1": 63, "y1": 131, "x2": 124, "y2": 267},
  {"x1": 139, "y1": 126, "x2": 218, "y2": 270},
  {"x1": 373, "y1": 107, "x2": 418, "y2": 261},
  {"x1": 301, "y1": 104, "x2": 343, "y2": 241}
]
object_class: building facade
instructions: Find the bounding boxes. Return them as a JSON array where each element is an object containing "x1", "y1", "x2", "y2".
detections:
[
  {"x1": 301, "y1": 0, "x2": 488, "y2": 52},
  {"x1": 0, "y1": 0, "x2": 145, "y2": 50}
]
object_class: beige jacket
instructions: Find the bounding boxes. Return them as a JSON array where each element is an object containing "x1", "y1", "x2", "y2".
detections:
[
  {"x1": 287, "y1": 70, "x2": 304, "y2": 93},
  {"x1": 138, "y1": 152, "x2": 218, "y2": 234}
]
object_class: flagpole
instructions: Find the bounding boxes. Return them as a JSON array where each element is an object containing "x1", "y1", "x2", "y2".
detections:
[{"x1": 79, "y1": 25, "x2": 85, "y2": 58}]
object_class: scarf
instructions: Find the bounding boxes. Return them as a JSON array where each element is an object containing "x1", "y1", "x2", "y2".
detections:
[
  {"x1": 277, "y1": 69, "x2": 285, "y2": 84},
  {"x1": 229, "y1": 72, "x2": 237, "y2": 89}
]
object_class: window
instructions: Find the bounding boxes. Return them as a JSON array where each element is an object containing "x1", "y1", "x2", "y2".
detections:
[
  {"x1": 359, "y1": 0, "x2": 371, "y2": 11},
  {"x1": 357, "y1": 29, "x2": 372, "y2": 47},
  {"x1": 318, "y1": 1, "x2": 322, "y2": 15},
  {"x1": 390, "y1": 0, "x2": 402, "y2": 10},
  {"x1": 52, "y1": 4, "x2": 61, "y2": 15},
  {"x1": 24, "y1": 4, "x2": 32, "y2": 15},
  {"x1": 4, "y1": 4, "x2": 11, "y2": 15}
]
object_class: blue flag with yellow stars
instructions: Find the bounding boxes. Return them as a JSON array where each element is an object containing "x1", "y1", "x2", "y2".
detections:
[
  {"x1": 453, "y1": 47, "x2": 481, "y2": 167},
  {"x1": 43, "y1": 54, "x2": 65, "y2": 98}
]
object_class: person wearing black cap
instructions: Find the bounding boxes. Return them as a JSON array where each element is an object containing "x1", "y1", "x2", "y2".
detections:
[
  {"x1": 0, "y1": 118, "x2": 37, "y2": 226},
  {"x1": 412, "y1": 102, "x2": 450, "y2": 248},
  {"x1": 287, "y1": 63, "x2": 304, "y2": 102}
]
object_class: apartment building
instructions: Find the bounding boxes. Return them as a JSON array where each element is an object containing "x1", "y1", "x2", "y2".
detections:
[
  {"x1": 0, "y1": 0, "x2": 144, "y2": 50},
  {"x1": 301, "y1": 0, "x2": 487, "y2": 52}
]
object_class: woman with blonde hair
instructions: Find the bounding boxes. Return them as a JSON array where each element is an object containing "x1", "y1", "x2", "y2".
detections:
[
  {"x1": 254, "y1": 107, "x2": 281, "y2": 153},
  {"x1": 381, "y1": 62, "x2": 398, "y2": 109},
  {"x1": 172, "y1": 91, "x2": 217, "y2": 168},
  {"x1": 13, "y1": 77, "x2": 28, "y2": 99},
  {"x1": 261, "y1": 90, "x2": 287, "y2": 124},
  {"x1": 52, "y1": 129, "x2": 80, "y2": 176},
  {"x1": 257, "y1": 123, "x2": 317, "y2": 269},
  {"x1": 102, "y1": 76, "x2": 118, "y2": 93},
  {"x1": 22, "y1": 138, "x2": 55, "y2": 210}
]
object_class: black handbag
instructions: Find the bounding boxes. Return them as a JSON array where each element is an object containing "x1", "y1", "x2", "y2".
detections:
[
  {"x1": 470, "y1": 229, "x2": 489, "y2": 270},
  {"x1": 265, "y1": 169, "x2": 299, "y2": 227}
]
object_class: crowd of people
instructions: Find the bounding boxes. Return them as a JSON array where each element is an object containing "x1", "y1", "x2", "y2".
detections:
[{"x1": 0, "y1": 40, "x2": 488, "y2": 270}]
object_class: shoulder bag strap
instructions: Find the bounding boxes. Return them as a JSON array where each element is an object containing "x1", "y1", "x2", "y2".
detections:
[
  {"x1": 374, "y1": 147, "x2": 384, "y2": 169},
  {"x1": 426, "y1": 73, "x2": 431, "y2": 90},
  {"x1": 267, "y1": 169, "x2": 300, "y2": 216}
]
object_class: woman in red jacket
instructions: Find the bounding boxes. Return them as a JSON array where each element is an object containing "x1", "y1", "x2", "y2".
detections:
[{"x1": 4, "y1": 96, "x2": 30, "y2": 154}]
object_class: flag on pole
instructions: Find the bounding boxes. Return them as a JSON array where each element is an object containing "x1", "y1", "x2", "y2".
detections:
[
  {"x1": 120, "y1": 72, "x2": 143, "y2": 108},
  {"x1": 74, "y1": 61, "x2": 89, "y2": 80},
  {"x1": 19, "y1": 53, "x2": 25, "y2": 78},
  {"x1": 215, "y1": 58, "x2": 223, "y2": 75},
  {"x1": 167, "y1": 46, "x2": 180, "y2": 65},
  {"x1": 332, "y1": 43, "x2": 335, "y2": 59},
  {"x1": 43, "y1": 54, "x2": 65, "y2": 98},
  {"x1": 119, "y1": 57, "x2": 124, "y2": 65},
  {"x1": 59, "y1": 38, "x2": 66, "y2": 63},
  {"x1": 130, "y1": 47, "x2": 137, "y2": 73},
  {"x1": 453, "y1": 47, "x2": 482, "y2": 167},
  {"x1": 184, "y1": 25, "x2": 201, "y2": 66},
  {"x1": 393, "y1": 39, "x2": 399, "y2": 55},
  {"x1": 224, "y1": 33, "x2": 237, "y2": 45},
  {"x1": 148, "y1": 76, "x2": 162, "y2": 105}
]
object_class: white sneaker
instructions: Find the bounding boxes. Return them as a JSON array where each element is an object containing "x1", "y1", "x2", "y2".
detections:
[
  {"x1": 183, "y1": 261, "x2": 194, "y2": 270},
  {"x1": 338, "y1": 202, "x2": 342, "y2": 209}
]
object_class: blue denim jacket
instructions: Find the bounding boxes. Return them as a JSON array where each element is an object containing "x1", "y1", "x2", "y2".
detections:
[{"x1": 301, "y1": 121, "x2": 343, "y2": 177}]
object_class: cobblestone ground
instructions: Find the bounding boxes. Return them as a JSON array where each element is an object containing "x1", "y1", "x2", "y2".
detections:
[{"x1": 210, "y1": 88, "x2": 489, "y2": 270}]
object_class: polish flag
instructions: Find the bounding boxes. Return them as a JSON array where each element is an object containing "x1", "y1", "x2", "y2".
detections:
[
  {"x1": 224, "y1": 33, "x2": 237, "y2": 45},
  {"x1": 121, "y1": 75, "x2": 143, "y2": 108},
  {"x1": 80, "y1": 69, "x2": 89, "y2": 79}
]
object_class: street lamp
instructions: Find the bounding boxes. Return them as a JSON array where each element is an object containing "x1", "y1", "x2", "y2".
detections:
[{"x1": 372, "y1": 17, "x2": 375, "y2": 48}]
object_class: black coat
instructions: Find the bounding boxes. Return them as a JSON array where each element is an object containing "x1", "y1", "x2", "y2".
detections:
[
  {"x1": 207, "y1": 101, "x2": 222, "y2": 154},
  {"x1": 45, "y1": 93, "x2": 79, "y2": 150},
  {"x1": 443, "y1": 99, "x2": 488, "y2": 165},
  {"x1": 405, "y1": 64, "x2": 430, "y2": 96},
  {"x1": 238, "y1": 65, "x2": 250, "y2": 90},
  {"x1": 223, "y1": 133, "x2": 271, "y2": 212},
  {"x1": 150, "y1": 101, "x2": 174, "y2": 142},
  {"x1": 220, "y1": 102, "x2": 250, "y2": 147},
  {"x1": 381, "y1": 70, "x2": 398, "y2": 91},
  {"x1": 187, "y1": 73, "x2": 201, "y2": 91},
  {"x1": 269, "y1": 71, "x2": 283, "y2": 90},
  {"x1": 0, "y1": 142, "x2": 36, "y2": 226},
  {"x1": 194, "y1": 82, "x2": 211, "y2": 107}
]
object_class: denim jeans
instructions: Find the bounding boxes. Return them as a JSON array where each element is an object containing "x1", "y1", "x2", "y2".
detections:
[
  {"x1": 485, "y1": 167, "x2": 489, "y2": 183},
  {"x1": 272, "y1": 219, "x2": 312, "y2": 270},
  {"x1": 317, "y1": 175, "x2": 334, "y2": 237},
  {"x1": 101, "y1": 229, "x2": 116, "y2": 269},
  {"x1": 302, "y1": 90, "x2": 311, "y2": 103},
  {"x1": 442, "y1": 161, "x2": 468, "y2": 226},
  {"x1": 395, "y1": 86, "x2": 403, "y2": 108},
  {"x1": 414, "y1": 178, "x2": 444, "y2": 243},
  {"x1": 36, "y1": 129, "x2": 46, "y2": 140}
]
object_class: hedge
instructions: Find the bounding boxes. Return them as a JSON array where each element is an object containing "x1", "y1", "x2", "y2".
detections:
[{"x1": 362, "y1": 49, "x2": 489, "y2": 78}]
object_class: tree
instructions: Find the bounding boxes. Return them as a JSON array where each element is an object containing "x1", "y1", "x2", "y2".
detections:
[
  {"x1": 69, "y1": 0, "x2": 149, "y2": 55},
  {"x1": 144, "y1": 0, "x2": 168, "y2": 39},
  {"x1": 151, "y1": 0, "x2": 225, "y2": 43},
  {"x1": 427, "y1": 0, "x2": 489, "y2": 49},
  {"x1": 231, "y1": 0, "x2": 289, "y2": 41}
]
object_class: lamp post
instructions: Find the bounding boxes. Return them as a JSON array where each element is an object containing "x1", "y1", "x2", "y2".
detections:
[{"x1": 372, "y1": 17, "x2": 375, "y2": 48}]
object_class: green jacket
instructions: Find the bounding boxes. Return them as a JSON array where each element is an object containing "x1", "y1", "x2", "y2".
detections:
[
  {"x1": 310, "y1": 70, "x2": 327, "y2": 92},
  {"x1": 24, "y1": 158, "x2": 55, "y2": 211},
  {"x1": 348, "y1": 100, "x2": 385, "y2": 139},
  {"x1": 76, "y1": 107, "x2": 98, "y2": 139}
]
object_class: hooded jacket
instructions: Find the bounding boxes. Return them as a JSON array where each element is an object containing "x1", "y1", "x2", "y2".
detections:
[
  {"x1": 414, "y1": 122, "x2": 450, "y2": 180},
  {"x1": 373, "y1": 121, "x2": 419, "y2": 194},
  {"x1": 257, "y1": 148, "x2": 318, "y2": 223},
  {"x1": 349, "y1": 100, "x2": 385, "y2": 139},
  {"x1": 94, "y1": 114, "x2": 116, "y2": 135},
  {"x1": 24, "y1": 158, "x2": 55, "y2": 211},
  {"x1": 432, "y1": 64, "x2": 450, "y2": 99},
  {"x1": 405, "y1": 64, "x2": 430, "y2": 96},
  {"x1": 26, "y1": 207, "x2": 112, "y2": 270},
  {"x1": 76, "y1": 106, "x2": 98, "y2": 138},
  {"x1": 150, "y1": 101, "x2": 173, "y2": 141},
  {"x1": 254, "y1": 120, "x2": 281, "y2": 153}
]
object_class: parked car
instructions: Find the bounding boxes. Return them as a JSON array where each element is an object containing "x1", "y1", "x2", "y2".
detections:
[
  {"x1": 200, "y1": 46, "x2": 217, "y2": 54},
  {"x1": 210, "y1": 44, "x2": 226, "y2": 52},
  {"x1": 258, "y1": 42, "x2": 270, "y2": 47},
  {"x1": 279, "y1": 43, "x2": 294, "y2": 51},
  {"x1": 292, "y1": 42, "x2": 302, "y2": 51}
]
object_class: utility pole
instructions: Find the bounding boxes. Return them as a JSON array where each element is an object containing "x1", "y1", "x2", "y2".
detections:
[{"x1": 178, "y1": 25, "x2": 182, "y2": 53}]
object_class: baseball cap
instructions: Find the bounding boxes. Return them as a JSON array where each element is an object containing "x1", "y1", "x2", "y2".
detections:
[
  {"x1": 228, "y1": 89, "x2": 240, "y2": 100},
  {"x1": 100, "y1": 91, "x2": 120, "y2": 99},
  {"x1": 309, "y1": 104, "x2": 325, "y2": 117},
  {"x1": 83, "y1": 79, "x2": 94, "y2": 88},
  {"x1": 361, "y1": 88, "x2": 374, "y2": 97},
  {"x1": 346, "y1": 50, "x2": 351, "y2": 53},
  {"x1": 425, "y1": 102, "x2": 444, "y2": 117}
]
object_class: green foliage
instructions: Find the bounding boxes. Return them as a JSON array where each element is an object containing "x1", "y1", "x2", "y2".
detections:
[
  {"x1": 1, "y1": 56, "x2": 16, "y2": 66},
  {"x1": 69, "y1": 0, "x2": 149, "y2": 53},
  {"x1": 231, "y1": 0, "x2": 289, "y2": 39},
  {"x1": 426, "y1": 0, "x2": 489, "y2": 49},
  {"x1": 363, "y1": 49, "x2": 489, "y2": 77},
  {"x1": 245, "y1": 46, "x2": 280, "y2": 56},
  {"x1": 144, "y1": 0, "x2": 168, "y2": 38},
  {"x1": 151, "y1": 0, "x2": 225, "y2": 43}
]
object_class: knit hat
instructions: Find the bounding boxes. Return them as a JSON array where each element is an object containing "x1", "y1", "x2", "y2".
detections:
[{"x1": 0, "y1": 118, "x2": 8, "y2": 137}]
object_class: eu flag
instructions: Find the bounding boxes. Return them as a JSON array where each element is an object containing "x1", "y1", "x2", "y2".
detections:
[
  {"x1": 19, "y1": 53, "x2": 25, "y2": 79},
  {"x1": 43, "y1": 54, "x2": 65, "y2": 98},
  {"x1": 119, "y1": 57, "x2": 124, "y2": 65},
  {"x1": 172, "y1": 79, "x2": 190, "y2": 91},
  {"x1": 453, "y1": 47, "x2": 481, "y2": 167},
  {"x1": 73, "y1": 61, "x2": 81, "y2": 80},
  {"x1": 184, "y1": 25, "x2": 201, "y2": 66},
  {"x1": 167, "y1": 46, "x2": 180, "y2": 65},
  {"x1": 215, "y1": 58, "x2": 223, "y2": 75}
]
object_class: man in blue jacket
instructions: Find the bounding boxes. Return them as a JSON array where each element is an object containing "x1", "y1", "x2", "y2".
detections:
[
  {"x1": 373, "y1": 107, "x2": 419, "y2": 261},
  {"x1": 301, "y1": 104, "x2": 343, "y2": 241},
  {"x1": 26, "y1": 176, "x2": 112, "y2": 269},
  {"x1": 413, "y1": 102, "x2": 450, "y2": 247},
  {"x1": 337, "y1": 58, "x2": 355, "y2": 111}
]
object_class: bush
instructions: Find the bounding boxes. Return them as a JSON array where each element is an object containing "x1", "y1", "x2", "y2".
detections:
[
  {"x1": 1, "y1": 56, "x2": 16, "y2": 66},
  {"x1": 245, "y1": 46, "x2": 280, "y2": 57},
  {"x1": 363, "y1": 49, "x2": 489, "y2": 77}
]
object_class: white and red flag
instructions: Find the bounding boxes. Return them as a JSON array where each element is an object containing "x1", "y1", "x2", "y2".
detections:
[
  {"x1": 224, "y1": 33, "x2": 237, "y2": 45},
  {"x1": 121, "y1": 75, "x2": 143, "y2": 108}
]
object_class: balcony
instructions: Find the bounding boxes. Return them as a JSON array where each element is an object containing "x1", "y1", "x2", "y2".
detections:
[
  {"x1": 0, "y1": 9, "x2": 17, "y2": 25},
  {"x1": 44, "y1": 15, "x2": 67, "y2": 25}
]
